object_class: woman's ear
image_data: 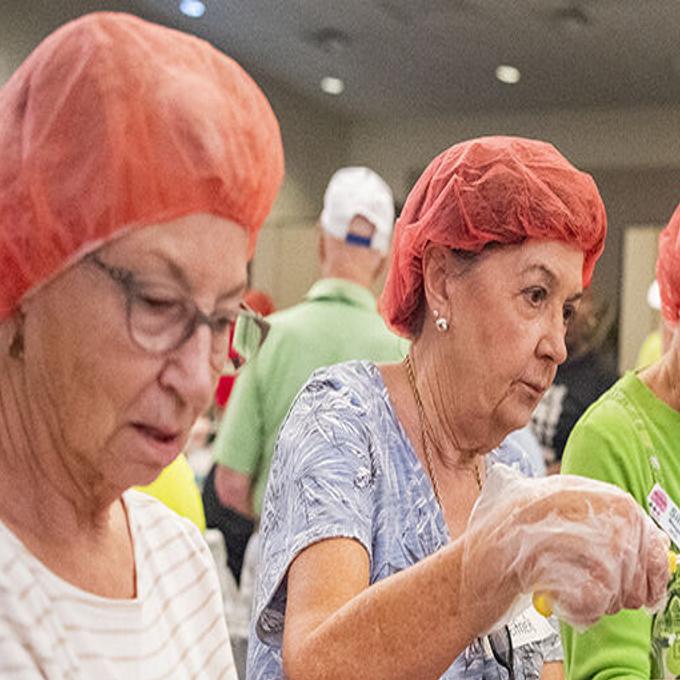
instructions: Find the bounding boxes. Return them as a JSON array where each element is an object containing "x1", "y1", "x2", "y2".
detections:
[{"x1": 422, "y1": 244, "x2": 454, "y2": 321}]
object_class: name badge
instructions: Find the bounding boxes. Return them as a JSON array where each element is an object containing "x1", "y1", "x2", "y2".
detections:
[
  {"x1": 481, "y1": 606, "x2": 555, "y2": 659},
  {"x1": 647, "y1": 483, "x2": 680, "y2": 547}
]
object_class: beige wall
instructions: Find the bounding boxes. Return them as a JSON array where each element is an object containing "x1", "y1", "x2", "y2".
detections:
[
  {"x1": 619, "y1": 226, "x2": 662, "y2": 372},
  {"x1": 251, "y1": 80, "x2": 351, "y2": 308},
  {"x1": 347, "y1": 106, "x2": 680, "y2": 199}
]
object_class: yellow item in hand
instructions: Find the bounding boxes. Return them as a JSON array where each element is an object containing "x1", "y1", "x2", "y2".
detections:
[{"x1": 533, "y1": 551, "x2": 679, "y2": 618}]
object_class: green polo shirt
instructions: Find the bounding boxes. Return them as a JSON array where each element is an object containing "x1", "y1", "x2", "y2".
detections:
[{"x1": 213, "y1": 278, "x2": 408, "y2": 516}]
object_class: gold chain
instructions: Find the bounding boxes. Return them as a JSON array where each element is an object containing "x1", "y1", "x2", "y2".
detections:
[{"x1": 403, "y1": 354, "x2": 482, "y2": 508}]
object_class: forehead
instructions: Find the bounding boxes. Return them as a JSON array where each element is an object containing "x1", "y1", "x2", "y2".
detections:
[
  {"x1": 473, "y1": 240, "x2": 584, "y2": 293},
  {"x1": 101, "y1": 213, "x2": 248, "y2": 295}
]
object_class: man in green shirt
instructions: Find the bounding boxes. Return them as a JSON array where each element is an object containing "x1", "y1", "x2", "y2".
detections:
[{"x1": 204, "y1": 167, "x2": 407, "y2": 582}]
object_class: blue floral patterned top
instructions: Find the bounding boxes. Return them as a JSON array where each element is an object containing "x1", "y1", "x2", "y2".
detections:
[{"x1": 247, "y1": 361, "x2": 561, "y2": 679}]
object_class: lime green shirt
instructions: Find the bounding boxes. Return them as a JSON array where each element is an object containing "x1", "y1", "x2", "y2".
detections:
[
  {"x1": 212, "y1": 278, "x2": 408, "y2": 516},
  {"x1": 561, "y1": 371, "x2": 680, "y2": 679}
]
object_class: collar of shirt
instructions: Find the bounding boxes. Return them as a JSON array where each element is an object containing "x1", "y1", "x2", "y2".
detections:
[{"x1": 305, "y1": 278, "x2": 377, "y2": 311}]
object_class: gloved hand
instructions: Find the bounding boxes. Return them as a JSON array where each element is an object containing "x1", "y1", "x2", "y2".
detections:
[{"x1": 461, "y1": 464, "x2": 670, "y2": 631}]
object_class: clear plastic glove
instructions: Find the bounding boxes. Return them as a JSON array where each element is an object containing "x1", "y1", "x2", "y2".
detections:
[{"x1": 461, "y1": 464, "x2": 670, "y2": 631}]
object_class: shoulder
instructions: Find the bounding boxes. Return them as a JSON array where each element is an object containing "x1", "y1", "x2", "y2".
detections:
[
  {"x1": 288, "y1": 360, "x2": 384, "y2": 419},
  {"x1": 267, "y1": 362, "x2": 386, "y2": 494},
  {"x1": 564, "y1": 374, "x2": 643, "y2": 460},
  {"x1": 561, "y1": 375, "x2": 650, "y2": 494}
]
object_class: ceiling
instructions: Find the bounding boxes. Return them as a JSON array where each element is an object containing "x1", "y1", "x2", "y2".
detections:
[
  {"x1": 141, "y1": 0, "x2": 680, "y2": 118},
  {"x1": 9, "y1": 0, "x2": 680, "y2": 119}
]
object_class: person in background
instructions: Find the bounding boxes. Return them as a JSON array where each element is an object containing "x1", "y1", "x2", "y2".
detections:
[
  {"x1": 204, "y1": 166, "x2": 406, "y2": 584},
  {"x1": 247, "y1": 136, "x2": 670, "y2": 680},
  {"x1": 561, "y1": 202, "x2": 680, "y2": 679},
  {"x1": 0, "y1": 12, "x2": 283, "y2": 677},
  {"x1": 530, "y1": 288, "x2": 618, "y2": 471}
]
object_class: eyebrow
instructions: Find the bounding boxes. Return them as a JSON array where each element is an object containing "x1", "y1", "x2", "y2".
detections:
[
  {"x1": 146, "y1": 250, "x2": 247, "y2": 304},
  {"x1": 521, "y1": 263, "x2": 583, "y2": 302}
]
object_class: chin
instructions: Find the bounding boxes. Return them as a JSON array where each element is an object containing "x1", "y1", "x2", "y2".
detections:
[{"x1": 497, "y1": 406, "x2": 534, "y2": 438}]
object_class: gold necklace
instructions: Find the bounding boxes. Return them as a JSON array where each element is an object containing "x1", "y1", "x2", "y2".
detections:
[{"x1": 403, "y1": 354, "x2": 482, "y2": 507}]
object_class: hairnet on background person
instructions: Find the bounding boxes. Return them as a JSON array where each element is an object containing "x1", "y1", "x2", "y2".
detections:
[
  {"x1": 657, "y1": 203, "x2": 680, "y2": 326},
  {"x1": 0, "y1": 12, "x2": 284, "y2": 321},
  {"x1": 379, "y1": 136, "x2": 607, "y2": 338}
]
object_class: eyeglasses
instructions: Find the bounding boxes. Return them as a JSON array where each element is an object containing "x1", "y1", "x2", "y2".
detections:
[
  {"x1": 88, "y1": 254, "x2": 270, "y2": 375},
  {"x1": 487, "y1": 625, "x2": 515, "y2": 680}
]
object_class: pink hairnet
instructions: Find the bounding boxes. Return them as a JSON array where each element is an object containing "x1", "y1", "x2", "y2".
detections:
[
  {"x1": 656, "y1": 203, "x2": 680, "y2": 326},
  {"x1": 0, "y1": 12, "x2": 284, "y2": 320},
  {"x1": 379, "y1": 136, "x2": 607, "y2": 338}
]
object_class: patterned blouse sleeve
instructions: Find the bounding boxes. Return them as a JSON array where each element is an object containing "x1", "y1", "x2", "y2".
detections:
[{"x1": 252, "y1": 365, "x2": 376, "y2": 647}]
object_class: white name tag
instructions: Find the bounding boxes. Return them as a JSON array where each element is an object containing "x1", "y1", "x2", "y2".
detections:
[
  {"x1": 482, "y1": 606, "x2": 556, "y2": 659},
  {"x1": 508, "y1": 606, "x2": 557, "y2": 648},
  {"x1": 647, "y1": 483, "x2": 680, "y2": 547}
]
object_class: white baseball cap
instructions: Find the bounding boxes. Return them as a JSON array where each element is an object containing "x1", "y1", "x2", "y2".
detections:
[{"x1": 320, "y1": 166, "x2": 395, "y2": 255}]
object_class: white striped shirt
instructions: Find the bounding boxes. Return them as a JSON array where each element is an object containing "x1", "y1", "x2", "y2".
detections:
[{"x1": 0, "y1": 490, "x2": 237, "y2": 679}]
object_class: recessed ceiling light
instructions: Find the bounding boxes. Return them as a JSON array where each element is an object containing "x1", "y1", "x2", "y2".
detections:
[
  {"x1": 320, "y1": 76, "x2": 345, "y2": 95},
  {"x1": 495, "y1": 64, "x2": 521, "y2": 85},
  {"x1": 180, "y1": 0, "x2": 206, "y2": 18}
]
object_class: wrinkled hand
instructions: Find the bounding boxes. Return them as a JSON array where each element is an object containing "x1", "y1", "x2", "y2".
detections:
[{"x1": 462, "y1": 465, "x2": 670, "y2": 630}]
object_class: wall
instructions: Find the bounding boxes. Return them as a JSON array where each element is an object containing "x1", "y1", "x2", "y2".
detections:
[
  {"x1": 619, "y1": 226, "x2": 662, "y2": 372},
  {"x1": 249, "y1": 79, "x2": 351, "y2": 308}
]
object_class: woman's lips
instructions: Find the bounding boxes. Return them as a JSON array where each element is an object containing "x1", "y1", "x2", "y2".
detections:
[
  {"x1": 132, "y1": 423, "x2": 183, "y2": 462},
  {"x1": 134, "y1": 423, "x2": 179, "y2": 442},
  {"x1": 518, "y1": 380, "x2": 547, "y2": 397}
]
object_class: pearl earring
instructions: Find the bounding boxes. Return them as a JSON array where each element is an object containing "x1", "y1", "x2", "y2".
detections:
[{"x1": 433, "y1": 310, "x2": 449, "y2": 333}]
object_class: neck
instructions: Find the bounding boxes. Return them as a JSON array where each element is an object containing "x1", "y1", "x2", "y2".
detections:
[
  {"x1": 321, "y1": 264, "x2": 374, "y2": 290},
  {"x1": 0, "y1": 360, "x2": 120, "y2": 542},
  {"x1": 408, "y1": 344, "x2": 490, "y2": 468}
]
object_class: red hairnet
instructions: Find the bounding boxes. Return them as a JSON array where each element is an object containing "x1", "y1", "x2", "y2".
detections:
[
  {"x1": 656, "y1": 203, "x2": 680, "y2": 326},
  {"x1": 0, "y1": 12, "x2": 284, "y2": 320},
  {"x1": 379, "y1": 136, "x2": 607, "y2": 337}
]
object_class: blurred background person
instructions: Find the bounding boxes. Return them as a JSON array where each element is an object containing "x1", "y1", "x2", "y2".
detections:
[
  {"x1": 530, "y1": 288, "x2": 618, "y2": 472},
  {"x1": 561, "y1": 202, "x2": 680, "y2": 679},
  {"x1": 203, "y1": 166, "x2": 405, "y2": 588},
  {"x1": 0, "y1": 12, "x2": 283, "y2": 678}
]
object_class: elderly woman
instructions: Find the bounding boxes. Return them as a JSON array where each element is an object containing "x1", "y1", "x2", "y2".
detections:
[
  {"x1": 247, "y1": 137, "x2": 670, "y2": 680},
  {"x1": 0, "y1": 12, "x2": 282, "y2": 678},
  {"x1": 561, "y1": 203, "x2": 680, "y2": 679}
]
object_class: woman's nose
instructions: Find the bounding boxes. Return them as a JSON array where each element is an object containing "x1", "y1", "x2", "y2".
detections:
[
  {"x1": 538, "y1": 312, "x2": 568, "y2": 365},
  {"x1": 159, "y1": 324, "x2": 216, "y2": 410}
]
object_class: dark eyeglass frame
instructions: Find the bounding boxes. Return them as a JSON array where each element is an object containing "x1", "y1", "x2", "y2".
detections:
[
  {"x1": 487, "y1": 625, "x2": 515, "y2": 680},
  {"x1": 87, "y1": 253, "x2": 270, "y2": 373}
]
